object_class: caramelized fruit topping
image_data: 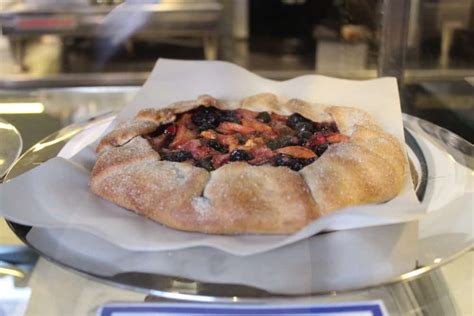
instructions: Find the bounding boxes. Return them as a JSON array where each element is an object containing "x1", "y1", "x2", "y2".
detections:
[{"x1": 145, "y1": 105, "x2": 345, "y2": 171}]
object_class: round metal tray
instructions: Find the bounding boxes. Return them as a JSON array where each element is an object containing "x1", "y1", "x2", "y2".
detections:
[
  {"x1": 3, "y1": 113, "x2": 473, "y2": 303},
  {"x1": 0, "y1": 117, "x2": 22, "y2": 179}
]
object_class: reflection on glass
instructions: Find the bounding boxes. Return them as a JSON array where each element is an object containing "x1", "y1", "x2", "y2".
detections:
[
  {"x1": 0, "y1": 1, "x2": 471, "y2": 79},
  {"x1": 0, "y1": 0, "x2": 472, "y2": 140}
]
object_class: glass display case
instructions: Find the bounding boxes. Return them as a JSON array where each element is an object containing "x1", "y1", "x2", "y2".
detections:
[
  {"x1": 0, "y1": 0, "x2": 472, "y2": 140},
  {"x1": 0, "y1": 1, "x2": 472, "y2": 315}
]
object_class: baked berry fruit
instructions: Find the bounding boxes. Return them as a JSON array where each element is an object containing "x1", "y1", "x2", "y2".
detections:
[
  {"x1": 207, "y1": 139, "x2": 228, "y2": 153},
  {"x1": 295, "y1": 122, "x2": 315, "y2": 139},
  {"x1": 272, "y1": 153, "x2": 315, "y2": 171},
  {"x1": 161, "y1": 150, "x2": 193, "y2": 162},
  {"x1": 256, "y1": 111, "x2": 271, "y2": 123},
  {"x1": 220, "y1": 110, "x2": 241, "y2": 124},
  {"x1": 194, "y1": 157, "x2": 214, "y2": 171},
  {"x1": 311, "y1": 143, "x2": 328, "y2": 156},
  {"x1": 229, "y1": 149, "x2": 253, "y2": 161},
  {"x1": 192, "y1": 106, "x2": 223, "y2": 131},
  {"x1": 266, "y1": 135, "x2": 296, "y2": 150},
  {"x1": 287, "y1": 113, "x2": 311, "y2": 129}
]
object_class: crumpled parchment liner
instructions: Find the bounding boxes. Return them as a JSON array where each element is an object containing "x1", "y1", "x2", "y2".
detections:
[{"x1": 0, "y1": 59, "x2": 423, "y2": 256}]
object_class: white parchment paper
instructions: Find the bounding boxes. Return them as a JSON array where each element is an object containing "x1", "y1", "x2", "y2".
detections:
[
  {"x1": 0, "y1": 59, "x2": 424, "y2": 256},
  {"x1": 25, "y1": 222, "x2": 418, "y2": 294}
]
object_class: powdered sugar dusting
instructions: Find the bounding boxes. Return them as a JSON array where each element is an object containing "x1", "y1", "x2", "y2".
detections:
[
  {"x1": 96, "y1": 136, "x2": 158, "y2": 169},
  {"x1": 192, "y1": 196, "x2": 213, "y2": 218},
  {"x1": 331, "y1": 143, "x2": 365, "y2": 164},
  {"x1": 343, "y1": 110, "x2": 374, "y2": 135}
]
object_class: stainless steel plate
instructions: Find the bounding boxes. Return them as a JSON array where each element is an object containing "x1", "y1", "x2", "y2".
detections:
[{"x1": 3, "y1": 113, "x2": 473, "y2": 302}]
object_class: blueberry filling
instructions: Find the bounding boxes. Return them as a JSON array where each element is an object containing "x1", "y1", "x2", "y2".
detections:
[
  {"x1": 256, "y1": 111, "x2": 271, "y2": 123},
  {"x1": 220, "y1": 110, "x2": 241, "y2": 124},
  {"x1": 194, "y1": 157, "x2": 214, "y2": 171},
  {"x1": 147, "y1": 123, "x2": 172, "y2": 138},
  {"x1": 161, "y1": 150, "x2": 193, "y2": 162},
  {"x1": 235, "y1": 134, "x2": 246, "y2": 145},
  {"x1": 192, "y1": 106, "x2": 223, "y2": 131},
  {"x1": 287, "y1": 113, "x2": 312, "y2": 129},
  {"x1": 266, "y1": 135, "x2": 295, "y2": 150},
  {"x1": 207, "y1": 139, "x2": 228, "y2": 153},
  {"x1": 311, "y1": 143, "x2": 328, "y2": 156},
  {"x1": 229, "y1": 149, "x2": 253, "y2": 161},
  {"x1": 146, "y1": 105, "x2": 344, "y2": 171},
  {"x1": 294, "y1": 121, "x2": 315, "y2": 140},
  {"x1": 272, "y1": 154, "x2": 315, "y2": 171}
]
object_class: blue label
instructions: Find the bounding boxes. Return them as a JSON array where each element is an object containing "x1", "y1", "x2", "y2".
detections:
[{"x1": 98, "y1": 301, "x2": 387, "y2": 316}]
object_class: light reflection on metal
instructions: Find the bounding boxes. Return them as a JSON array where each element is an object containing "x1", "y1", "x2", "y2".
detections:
[
  {"x1": 171, "y1": 280, "x2": 198, "y2": 293},
  {"x1": 31, "y1": 130, "x2": 81, "y2": 152},
  {"x1": 0, "y1": 267, "x2": 25, "y2": 278},
  {"x1": 0, "y1": 102, "x2": 44, "y2": 114},
  {"x1": 0, "y1": 122, "x2": 17, "y2": 130},
  {"x1": 0, "y1": 118, "x2": 22, "y2": 178},
  {"x1": 400, "y1": 266, "x2": 431, "y2": 280},
  {"x1": 434, "y1": 258, "x2": 442, "y2": 264},
  {"x1": 447, "y1": 154, "x2": 456, "y2": 164}
]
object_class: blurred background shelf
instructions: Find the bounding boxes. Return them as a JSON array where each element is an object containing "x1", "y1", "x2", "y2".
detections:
[{"x1": 0, "y1": 0, "x2": 471, "y2": 144}]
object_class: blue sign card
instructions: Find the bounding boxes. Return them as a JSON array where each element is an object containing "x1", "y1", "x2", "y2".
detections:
[{"x1": 98, "y1": 301, "x2": 387, "y2": 316}]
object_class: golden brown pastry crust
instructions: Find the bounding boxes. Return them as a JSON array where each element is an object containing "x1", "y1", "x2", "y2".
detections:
[
  {"x1": 90, "y1": 93, "x2": 406, "y2": 234},
  {"x1": 201, "y1": 163, "x2": 320, "y2": 234}
]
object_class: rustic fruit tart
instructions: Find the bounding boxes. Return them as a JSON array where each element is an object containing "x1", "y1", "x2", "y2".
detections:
[{"x1": 91, "y1": 93, "x2": 406, "y2": 234}]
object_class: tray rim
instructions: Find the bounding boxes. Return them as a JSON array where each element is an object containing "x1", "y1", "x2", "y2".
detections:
[
  {"x1": 3, "y1": 113, "x2": 473, "y2": 302},
  {"x1": 0, "y1": 117, "x2": 23, "y2": 179}
]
